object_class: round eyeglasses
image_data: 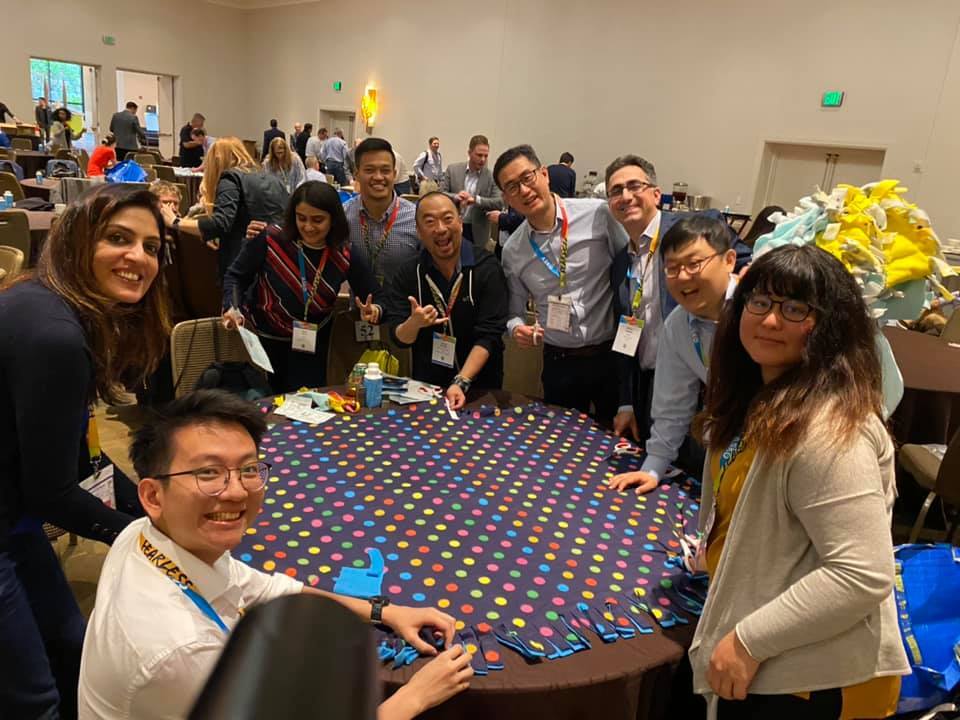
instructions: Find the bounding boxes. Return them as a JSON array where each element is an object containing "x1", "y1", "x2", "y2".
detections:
[
  {"x1": 154, "y1": 461, "x2": 272, "y2": 497},
  {"x1": 744, "y1": 293, "x2": 814, "y2": 322}
]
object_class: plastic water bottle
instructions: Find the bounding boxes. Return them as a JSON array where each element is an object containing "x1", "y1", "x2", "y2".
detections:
[
  {"x1": 363, "y1": 362, "x2": 383, "y2": 408},
  {"x1": 2, "y1": 191, "x2": 13, "y2": 210},
  {"x1": 35, "y1": 170, "x2": 44, "y2": 183},
  {"x1": 348, "y1": 363, "x2": 366, "y2": 406}
]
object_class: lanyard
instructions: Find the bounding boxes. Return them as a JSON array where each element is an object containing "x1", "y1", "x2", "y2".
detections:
[
  {"x1": 692, "y1": 330, "x2": 708, "y2": 368},
  {"x1": 296, "y1": 244, "x2": 329, "y2": 321},
  {"x1": 626, "y1": 227, "x2": 660, "y2": 315},
  {"x1": 528, "y1": 195, "x2": 569, "y2": 289},
  {"x1": 86, "y1": 405, "x2": 103, "y2": 472},
  {"x1": 713, "y1": 434, "x2": 745, "y2": 497},
  {"x1": 138, "y1": 532, "x2": 232, "y2": 633},
  {"x1": 424, "y1": 271, "x2": 464, "y2": 333},
  {"x1": 359, "y1": 199, "x2": 400, "y2": 276}
]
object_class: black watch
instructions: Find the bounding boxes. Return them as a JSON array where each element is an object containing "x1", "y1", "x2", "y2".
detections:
[{"x1": 368, "y1": 595, "x2": 390, "y2": 624}]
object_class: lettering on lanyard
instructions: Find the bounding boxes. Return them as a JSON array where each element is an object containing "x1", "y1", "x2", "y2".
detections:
[
  {"x1": 528, "y1": 194, "x2": 569, "y2": 289},
  {"x1": 699, "y1": 434, "x2": 746, "y2": 563},
  {"x1": 627, "y1": 227, "x2": 660, "y2": 316},
  {"x1": 425, "y1": 272, "x2": 464, "y2": 368},
  {"x1": 360, "y1": 199, "x2": 400, "y2": 280}
]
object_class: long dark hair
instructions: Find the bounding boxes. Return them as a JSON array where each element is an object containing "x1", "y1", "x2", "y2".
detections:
[
  {"x1": 282, "y1": 181, "x2": 349, "y2": 250},
  {"x1": 698, "y1": 244, "x2": 883, "y2": 460},
  {"x1": 33, "y1": 184, "x2": 171, "y2": 403}
]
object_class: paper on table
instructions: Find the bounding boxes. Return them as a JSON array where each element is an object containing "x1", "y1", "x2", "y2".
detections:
[
  {"x1": 280, "y1": 406, "x2": 335, "y2": 425},
  {"x1": 237, "y1": 326, "x2": 274, "y2": 373},
  {"x1": 276, "y1": 395, "x2": 312, "y2": 414}
]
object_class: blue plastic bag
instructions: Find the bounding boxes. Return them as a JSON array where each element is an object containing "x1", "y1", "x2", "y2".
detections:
[
  {"x1": 106, "y1": 159, "x2": 147, "y2": 183},
  {"x1": 894, "y1": 543, "x2": 960, "y2": 713}
]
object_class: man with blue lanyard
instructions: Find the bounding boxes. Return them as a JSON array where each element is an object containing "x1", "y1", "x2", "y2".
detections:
[
  {"x1": 496, "y1": 144, "x2": 629, "y2": 422},
  {"x1": 79, "y1": 390, "x2": 473, "y2": 719}
]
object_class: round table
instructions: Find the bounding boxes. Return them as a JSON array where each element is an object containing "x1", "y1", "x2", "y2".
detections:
[
  {"x1": 883, "y1": 326, "x2": 960, "y2": 444},
  {"x1": 19, "y1": 178, "x2": 58, "y2": 201},
  {"x1": 237, "y1": 390, "x2": 699, "y2": 720}
]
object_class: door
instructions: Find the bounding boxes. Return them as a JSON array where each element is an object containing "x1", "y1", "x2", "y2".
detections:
[
  {"x1": 157, "y1": 75, "x2": 175, "y2": 159},
  {"x1": 318, "y1": 109, "x2": 356, "y2": 144},
  {"x1": 755, "y1": 142, "x2": 886, "y2": 212},
  {"x1": 115, "y1": 70, "x2": 176, "y2": 157}
]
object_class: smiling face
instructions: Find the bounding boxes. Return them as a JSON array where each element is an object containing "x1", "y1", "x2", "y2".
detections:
[
  {"x1": 295, "y1": 201, "x2": 332, "y2": 247},
  {"x1": 417, "y1": 194, "x2": 462, "y2": 263},
  {"x1": 498, "y1": 156, "x2": 551, "y2": 219},
  {"x1": 606, "y1": 165, "x2": 661, "y2": 230},
  {"x1": 739, "y1": 291, "x2": 817, "y2": 382},
  {"x1": 91, "y1": 206, "x2": 162, "y2": 304},
  {"x1": 140, "y1": 422, "x2": 265, "y2": 564},
  {"x1": 356, "y1": 150, "x2": 396, "y2": 204},
  {"x1": 663, "y1": 237, "x2": 736, "y2": 320}
]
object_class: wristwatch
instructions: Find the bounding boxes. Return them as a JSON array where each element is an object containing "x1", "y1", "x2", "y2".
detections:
[
  {"x1": 368, "y1": 595, "x2": 391, "y2": 624},
  {"x1": 172, "y1": 216, "x2": 181, "y2": 228},
  {"x1": 452, "y1": 375, "x2": 472, "y2": 392}
]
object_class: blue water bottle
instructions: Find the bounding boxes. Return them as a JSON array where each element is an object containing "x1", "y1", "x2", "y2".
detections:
[
  {"x1": 35, "y1": 170, "x2": 43, "y2": 183},
  {"x1": 364, "y1": 362, "x2": 383, "y2": 408}
]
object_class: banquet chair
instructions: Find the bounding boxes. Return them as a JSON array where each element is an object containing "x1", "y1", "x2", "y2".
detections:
[
  {"x1": 155, "y1": 164, "x2": 176, "y2": 182},
  {"x1": 11, "y1": 138, "x2": 32, "y2": 151},
  {"x1": 0, "y1": 148, "x2": 13, "y2": 160},
  {"x1": 170, "y1": 318, "x2": 253, "y2": 398},
  {"x1": 77, "y1": 148, "x2": 90, "y2": 175},
  {"x1": 326, "y1": 306, "x2": 411, "y2": 385},
  {"x1": 134, "y1": 153, "x2": 157, "y2": 167},
  {"x1": 900, "y1": 427, "x2": 960, "y2": 543},
  {"x1": 0, "y1": 245, "x2": 24, "y2": 285},
  {"x1": 0, "y1": 211, "x2": 31, "y2": 261},
  {"x1": 144, "y1": 167, "x2": 158, "y2": 182},
  {"x1": 54, "y1": 148, "x2": 76, "y2": 161},
  {"x1": 0, "y1": 171, "x2": 25, "y2": 201}
]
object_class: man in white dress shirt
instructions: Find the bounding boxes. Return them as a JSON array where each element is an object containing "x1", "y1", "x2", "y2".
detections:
[{"x1": 78, "y1": 390, "x2": 472, "y2": 720}]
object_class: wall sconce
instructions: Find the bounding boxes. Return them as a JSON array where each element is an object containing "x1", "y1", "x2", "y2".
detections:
[{"x1": 360, "y1": 86, "x2": 378, "y2": 129}]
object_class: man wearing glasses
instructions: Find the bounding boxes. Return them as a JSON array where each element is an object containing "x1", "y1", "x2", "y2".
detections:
[
  {"x1": 494, "y1": 145, "x2": 629, "y2": 421},
  {"x1": 79, "y1": 390, "x2": 473, "y2": 720},
  {"x1": 607, "y1": 214, "x2": 741, "y2": 494}
]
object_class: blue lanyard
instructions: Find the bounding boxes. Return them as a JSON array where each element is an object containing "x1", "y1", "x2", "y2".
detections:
[
  {"x1": 296, "y1": 244, "x2": 328, "y2": 320},
  {"x1": 179, "y1": 584, "x2": 230, "y2": 633},
  {"x1": 296, "y1": 246, "x2": 310, "y2": 307},
  {"x1": 692, "y1": 331, "x2": 706, "y2": 367},
  {"x1": 714, "y1": 434, "x2": 745, "y2": 496},
  {"x1": 529, "y1": 236, "x2": 561, "y2": 279}
]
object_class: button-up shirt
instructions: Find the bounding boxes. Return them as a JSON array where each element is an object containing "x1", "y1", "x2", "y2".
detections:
[
  {"x1": 502, "y1": 198, "x2": 629, "y2": 348},
  {"x1": 628, "y1": 211, "x2": 663, "y2": 370},
  {"x1": 78, "y1": 517, "x2": 302, "y2": 720},
  {"x1": 343, "y1": 193, "x2": 420, "y2": 284},
  {"x1": 414, "y1": 150, "x2": 443, "y2": 181},
  {"x1": 322, "y1": 136, "x2": 349, "y2": 165},
  {"x1": 305, "y1": 136, "x2": 325, "y2": 162}
]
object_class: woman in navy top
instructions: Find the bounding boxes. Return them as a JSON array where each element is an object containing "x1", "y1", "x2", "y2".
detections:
[
  {"x1": 222, "y1": 181, "x2": 383, "y2": 393},
  {"x1": 0, "y1": 183, "x2": 171, "y2": 718}
]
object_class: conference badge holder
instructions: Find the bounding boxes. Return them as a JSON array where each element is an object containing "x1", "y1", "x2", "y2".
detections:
[
  {"x1": 432, "y1": 333, "x2": 457, "y2": 368},
  {"x1": 546, "y1": 295, "x2": 573, "y2": 332},
  {"x1": 291, "y1": 320, "x2": 318, "y2": 353},
  {"x1": 613, "y1": 315, "x2": 644, "y2": 356}
]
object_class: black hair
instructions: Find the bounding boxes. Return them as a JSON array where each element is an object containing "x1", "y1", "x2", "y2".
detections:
[
  {"x1": 415, "y1": 191, "x2": 458, "y2": 220},
  {"x1": 270, "y1": 119, "x2": 278, "y2": 128},
  {"x1": 130, "y1": 390, "x2": 267, "y2": 479},
  {"x1": 54, "y1": 107, "x2": 72, "y2": 121},
  {"x1": 354, "y1": 137, "x2": 395, "y2": 168},
  {"x1": 604, "y1": 154, "x2": 657, "y2": 188},
  {"x1": 493, "y1": 144, "x2": 540, "y2": 189},
  {"x1": 741, "y1": 205, "x2": 785, "y2": 248},
  {"x1": 283, "y1": 181, "x2": 350, "y2": 250},
  {"x1": 659, "y1": 213, "x2": 733, "y2": 259},
  {"x1": 125, "y1": 101, "x2": 138, "y2": 110},
  {"x1": 304, "y1": 123, "x2": 313, "y2": 134},
  {"x1": 559, "y1": 152, "x2": 574, "y2": 164}
]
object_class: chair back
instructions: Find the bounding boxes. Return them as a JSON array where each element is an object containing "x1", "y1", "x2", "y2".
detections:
[
  {"x1": 242, "y1": 140, "x2": 258, "y2": 161},
  {"x1": 940, "y1": 310, "x2": 960, "y2": 344},
  {"x1": 0, "y1": 245, "x2": 25, "y2": 284},
  {"x1": 11, "y1": 138, "x2": 32, "y2": 151},
  {"x1": 326, "y1": 306, "x2": 411, "y2": 384},
  {"x1": 144, "y1": 167, "x2": 157, "y2": 182},
  {"x1": 0, "y1": 211, "x2": 32, "y2": 260},
  {"x1": 935, "y1": 426, "x2": 960, "y2": 507},
  {"x1": 134, "y1": 153, "x2": 156, "y2": 167},
  {"x1": 169, "y1": 234, "x2": 222, "y2": 319},
  {"x1": 77, "y1": 148, "x2": 90, "y2": 175},
  {"x1": 0, "y1": 160, "x2": 24, "y2": 182},
  {"x1": 54, "y1": 148, "x2": 76, "y2": 161},
  {"x1": 0, "y1": 172, "x2": 25, "y2": 201},
  {"x1": 170, "y1": 318, "x2": 252, "y2": 398},
  {"x1": 155, "y1": 164, "x2": 176, "y2": 182},
  {"x1": 0, "y1": 148, "x2": 12, "y2": 160}
]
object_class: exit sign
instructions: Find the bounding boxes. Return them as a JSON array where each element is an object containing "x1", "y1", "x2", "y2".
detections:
[
  {"x1": 333, "y1": 81, "x2": 342, "y2": 92},
  {"x1": 821, "y1": 90, "x2": 844, "y2": 107}
]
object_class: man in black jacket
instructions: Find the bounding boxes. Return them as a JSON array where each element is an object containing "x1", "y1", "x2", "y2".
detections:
[
  {"x1": 261, "y1": 119, "x2": 284, "y2": 159},
  {"x1": 547, "y1": 152, "x2": 576, "y2": 198},
  {"x1": 384, "y1": 192, "x2": 508, "y2": 409}
]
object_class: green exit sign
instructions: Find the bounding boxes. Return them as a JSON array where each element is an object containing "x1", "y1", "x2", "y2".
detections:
[
  {"x1": 333, "y1": 81, "x2": 342, "y2": 92},
  {"x1": 821, "y1": 90, "x2": 844, "y2": 107},
  {"x1": 102, "y1": 35, "x2": 116, "y2": 46}
]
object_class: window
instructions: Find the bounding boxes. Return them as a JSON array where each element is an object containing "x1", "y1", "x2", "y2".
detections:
[{"x1": 30, "y1": 58, "x2": 84, "y2": 115}]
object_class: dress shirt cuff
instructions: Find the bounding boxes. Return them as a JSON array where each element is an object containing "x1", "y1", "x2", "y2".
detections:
[
  {"x1": 506, "y1": 317, "x2": 524, "y2": 337},
  {"x1": 617, "y1": 405, "x2": 634, "y2": 416},
  {"x1": 639, "y1": 455, "x2": 668, "y2": 480}
]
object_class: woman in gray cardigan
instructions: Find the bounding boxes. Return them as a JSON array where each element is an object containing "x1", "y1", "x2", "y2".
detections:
[{"x1": 689, "y1": 244, "x2": 909, "y2": 720}]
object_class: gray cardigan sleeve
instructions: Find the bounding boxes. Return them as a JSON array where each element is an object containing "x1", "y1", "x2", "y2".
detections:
[{"x1": 735, "y1": 427, "x2": 896, "y2": 662}]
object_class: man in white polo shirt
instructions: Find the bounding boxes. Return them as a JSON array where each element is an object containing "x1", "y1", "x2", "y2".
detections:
[
  {"x1": 496, "y1": 144, "x2": 629, "y2": 421},
  {"x1": 78, "y1": 390, "x2": 472, "y2": 720}
]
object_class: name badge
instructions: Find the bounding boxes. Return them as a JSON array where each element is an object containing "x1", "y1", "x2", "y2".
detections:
[
  {"x1": 546, "y1": 295, "x2": 573, "y2": 332},
  {"x1": 612, "y1": 315, "x2": 644, "y2": 356},
  {"x1": 354, "y1": 320, "x2": 381, "y2": 343},
  {"x1": 432, "y1": 333, "x2": 457, "y2": 368},
  {"x1": 80, "y1": 463, "x2": 116, "y2": 509},
  {"x1": 291, "y1": 320, "x2": 318, "y2": 353}
]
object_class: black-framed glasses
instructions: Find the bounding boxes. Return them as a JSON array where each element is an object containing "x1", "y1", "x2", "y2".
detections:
[
  {"x1": 744, "y1": 293, "x2": 814, "y2": 322},
  {"x1": 607, "y1": 180, "x2": 657, "y2": 200},
  {"x1": 155, "y1": 461, "x2": 272, "y2": 497},
  {"x1": 663, "y1": 252, "x2": 721, "y2": 279},
  {"x1": 502, "y1": 168, "x2": 541, "y2": 196}
]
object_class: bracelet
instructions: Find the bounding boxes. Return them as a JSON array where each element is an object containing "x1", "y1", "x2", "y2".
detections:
[
  {"x1": 452, "y1": 375, "x2": 472, "y2": 392},
  {"x1": 172, "y1": 216, "x2": 181, "y2": 227}
]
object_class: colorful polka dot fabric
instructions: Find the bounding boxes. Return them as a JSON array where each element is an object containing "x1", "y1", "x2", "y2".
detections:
[{"x1": 237, "y1": 401, "x2": 705, "y2": 672}]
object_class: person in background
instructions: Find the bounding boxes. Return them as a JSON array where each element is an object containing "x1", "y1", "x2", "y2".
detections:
[
  {"x1": 394, "y1": 149, "x2": 412, "y2": 194},
  {"x1": 261, "y1": 118, "x2": 284, "y2": 160},
  {"x1": 35, "y1": 97, "x2": 52, "y2": 143},
  {"x1": 385, "y1": 192, "x2": 508, "y2": 409},
  {"x1": 343, "y1": 137, "x2": 420, "y2": 285},
  {"x1": 548, "y1": 152, "x2": 577, "y2": 198},
  {"x1": 87, "y1": 133, "x2": 119, "y2": 177},
  {"x1": 49, "y1": 107, "x2": 72, "y2": 150},
  {"x1": 414, "y1": 137, "x2": 443, "y2": 186},
  {"x1": 0, "y1": 184, "x2": 170, "y2": 718},
  {"x1": 740, "y1": 205, "x2": 785, "y2": 248},
  {"x1": 159, "y1": 137, "x2": 288, "y2": 280},
  {"x1": 321, "y1": 128, "x2": 349, "y2": 185},
  {"x1": 78, "y1": 389, "x2": 473, "y2": 720},
  {"x1": 303, "y1": 155, "x2": 328, "y2": 184},
  {"x1": 440, "y1": 135, "x2": 502, "y2": 248},
  {"x1": 289, "y1": 121, "x2": 303, "y2": 149},
  {"x1": 0, "y1": 130, "x2": 9, "y2": 149},
  {"x1": 306, "y1": 126, "x2": 328, "y2": 168},
  {"x1": 179, "y1": 113, "x2": 206, "y2": 169},
  {"x1": 110, "y1": 101, "x2": 147, "y2": 160},
  {"x1": 345, "y1": 137, "x2": 361, "y2": 181},
  {"x1": 688, "y1": 244, "x2": 909, "y2": 719},
  {"x1": 262, "y1": 137, "x2": 305, "y2": 194},
  {"x1": 222, "y1": 181, "x2": 382, "y2": 392},
  {"x1": 149, "y1": 180, "x2": 183, "y2": 219},
  {"x1": 294, "y1": 122, "x2": 312, "y2": 163},
  {"x1": 0, "y1": 100, "x2": 21, "y2": 123}
]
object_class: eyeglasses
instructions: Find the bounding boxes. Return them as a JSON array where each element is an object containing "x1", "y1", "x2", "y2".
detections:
[
  {"x1": 501, "y1": 168, "x2": 541, "y2": 196},
  {"x1": 744, "y1": 293, "x2": 814, "y2": 322},
  {"x1": 607, "y1": 180, "x2": 657, "y2": 200},
  {"x1": 663, "y1": 252, "x2": 721, "y2": 279},
  {"x1": 155, "y1": 461, "x2": 272, "y2": 497}
]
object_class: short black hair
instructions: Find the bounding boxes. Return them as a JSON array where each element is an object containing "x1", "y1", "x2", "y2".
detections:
[
  {"x1": 604, "y1": 155, "x2": 657, "y2": 187},
  {"x1": 130, "y1": 390, "x2": 267, "y2": 480},
  {"x1": 126, "y1": 101, "x2": 138, "y2": 110},
  {"x1": 304, "y1": 123, "x2": 313, "y2": 134},
  {"x1": 415, "y1": 191, "x2": 458, "y2": 221},
  {"x1": 659, "y1": 213, "x2": 733, "y2": 259},
  {"x1": 270, "y1": 119, "x2": 278, "y2": 128},
  {"x1": 354, "y1": 137, "x2": 395, "y2": 168},
  {"x1": 559, "y1": 152, "x2": 574, "y2": 164},
  {"x1": 284, "y1": 181, "x2": 350, "y2": 250},
  {"x1": 493, "y1": 144, "x2": 540, "y2": 189}
]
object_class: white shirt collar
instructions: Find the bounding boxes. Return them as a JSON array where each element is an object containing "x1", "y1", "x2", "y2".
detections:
[
  {"x1": 140, "y1": 520, "x2": 235, "y2": 604},
  {"x1": 631, "y1": 210, "x2": 662, "y2": 255}
]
